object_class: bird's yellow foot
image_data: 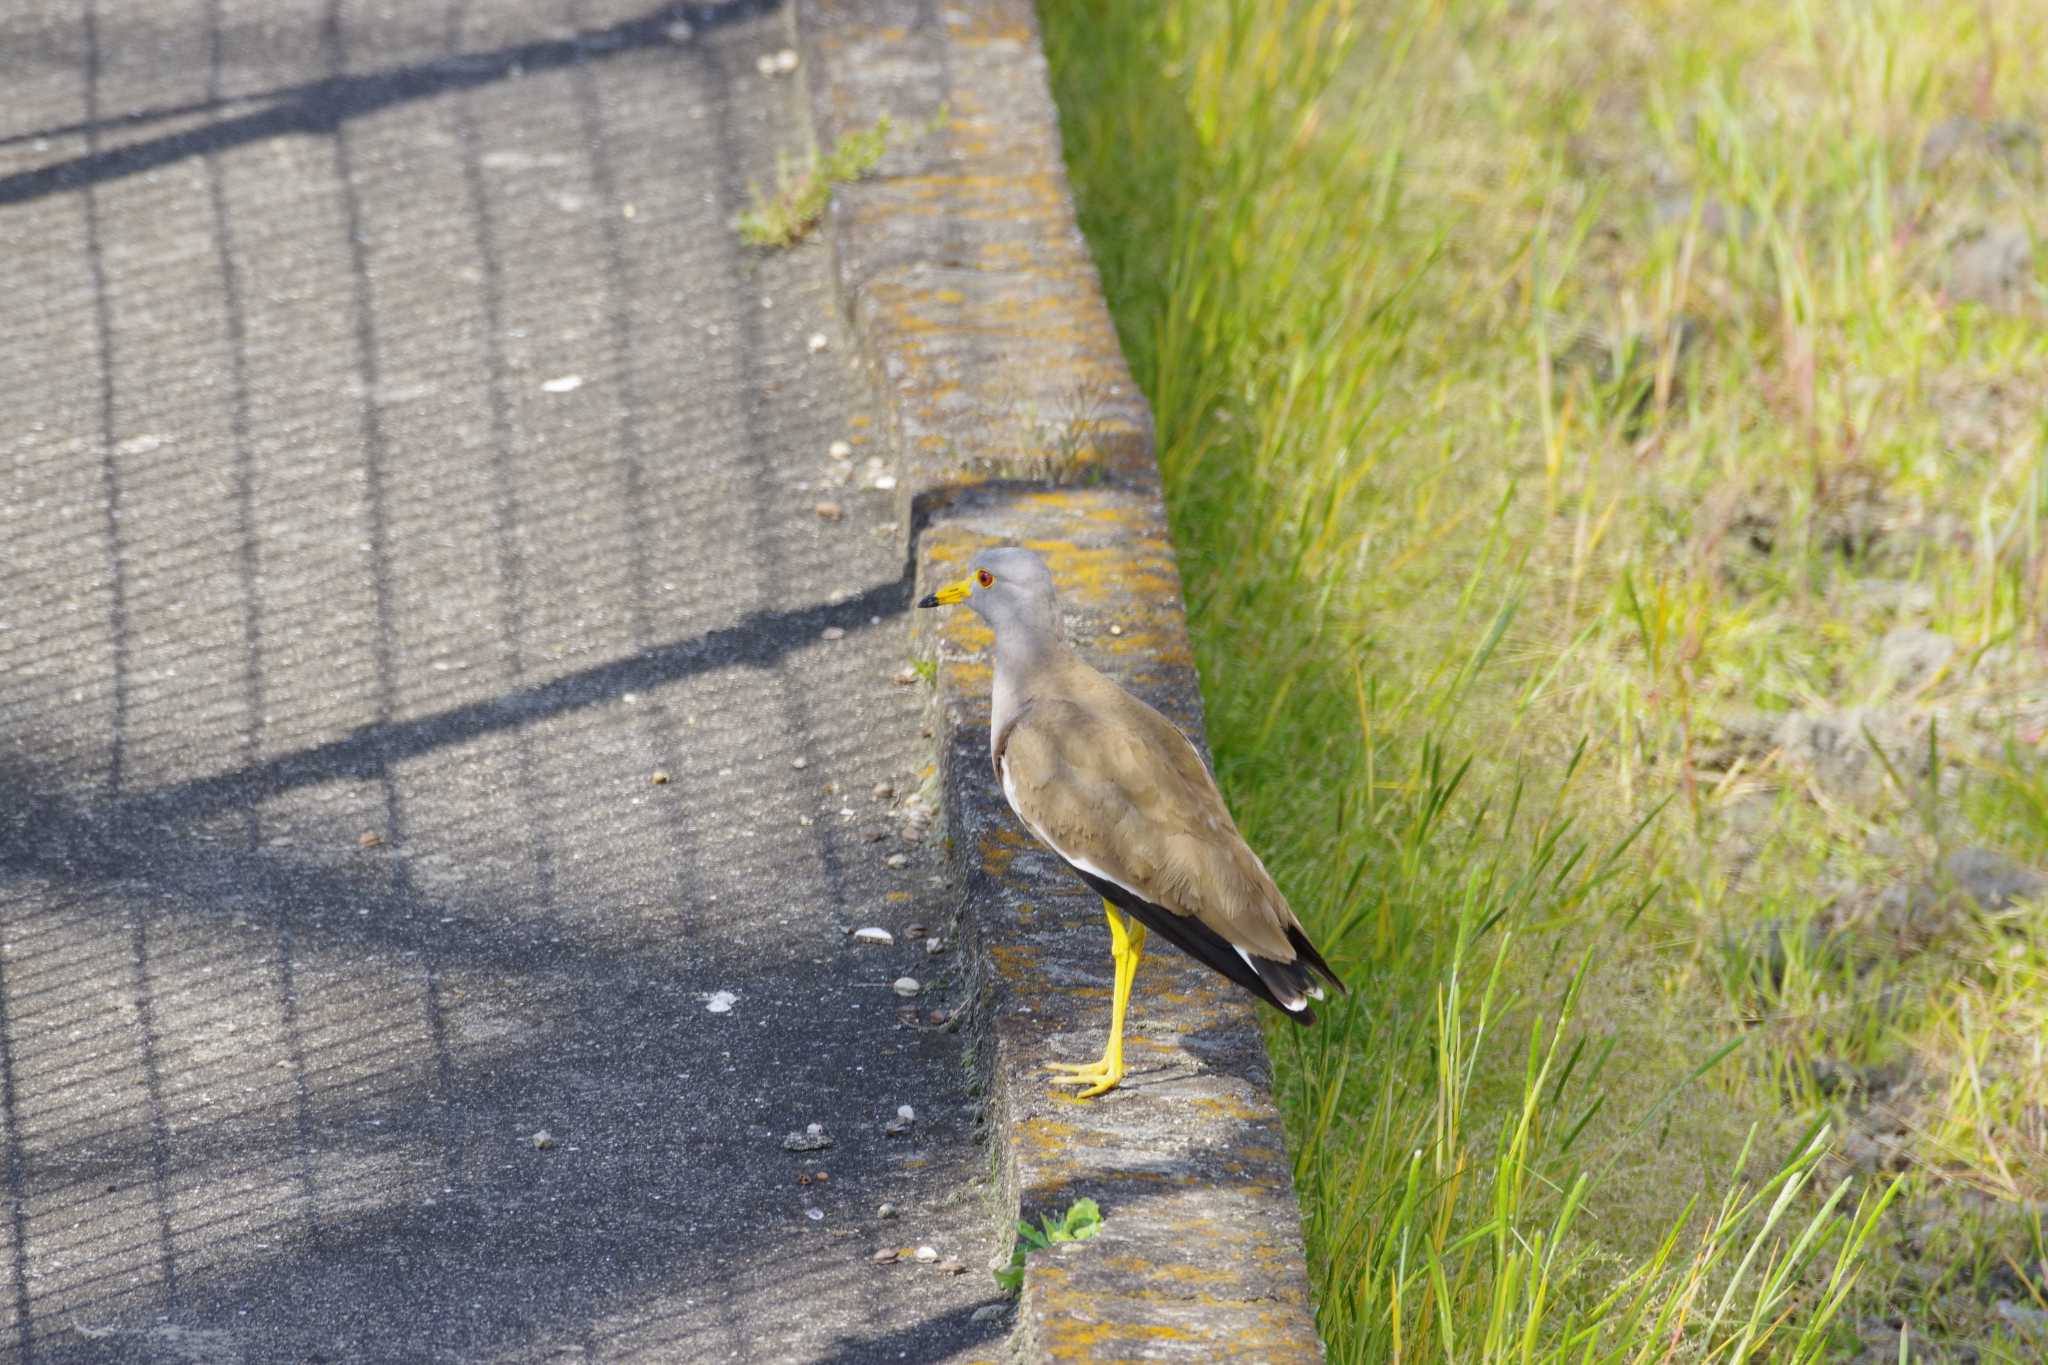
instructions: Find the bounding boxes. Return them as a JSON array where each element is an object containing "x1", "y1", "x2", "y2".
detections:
[{"x1": 1045, "y1": 1057, "x2": 1123, "y2": 1099}]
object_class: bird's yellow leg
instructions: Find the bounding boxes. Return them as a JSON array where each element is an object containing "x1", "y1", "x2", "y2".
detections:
[{"x1": 1048, "y1": 903, "x2": 1146, "y2": 1098}]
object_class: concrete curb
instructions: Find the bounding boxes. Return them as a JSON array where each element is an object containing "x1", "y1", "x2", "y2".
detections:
[{"x1": 794, "y1": 3, "x2": 1325, "y2": 1359}]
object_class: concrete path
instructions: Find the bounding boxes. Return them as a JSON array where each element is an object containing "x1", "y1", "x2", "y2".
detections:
[{"x1": 0, "y1": 3, "x2": 1005, "y2": 1361}]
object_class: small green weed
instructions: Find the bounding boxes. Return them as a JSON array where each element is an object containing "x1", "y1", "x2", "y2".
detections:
[
  {"x1": 736, "y1": 114, "x2": 893, "y2": 249},
  {"x1": 992, "y1": 1197, "x2": 1102, "y2": 1294},
  {"x1": 737, "y1": 107, "x2": 951, "y2": 249}
]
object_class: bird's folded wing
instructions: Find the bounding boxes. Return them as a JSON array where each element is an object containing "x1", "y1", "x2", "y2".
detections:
[{"x1": 1003, "y1": 694, "x2": 1298, "y2": 960}]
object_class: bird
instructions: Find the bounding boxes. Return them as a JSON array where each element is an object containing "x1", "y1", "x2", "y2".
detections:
[{"x1": 918, "y1": 546, "x2": 1345, "y2": 1098}]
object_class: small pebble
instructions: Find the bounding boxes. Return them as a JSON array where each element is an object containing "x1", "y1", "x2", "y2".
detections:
[
  {"x1": 814, "y1": 501, "x2": 843, "y2": 522},
  {"x1": 905, "y1": 923, "x2": 928, "y2": 938},
  {"x1": 782, "y1": 1124, "x2": 834, "y2": 1152},
  {"x1": 873, "y1": 474, "x2": 897, "y2": 491},
  {"x1": 665, "y1": 19, "x2": 694, "y2": 42},
  {"x1": 872, "y1": 1248, "x2": 900, "y2": 1264},
  {"x1": 885, "y1": 852, "x2": 909, "y2": 869},
  {"x1": 878, "y1": 1202, "x2": 899, "y2": 1219},
  {"x1": 852, "y1": 927, "x2": 894, "y2": 945},
  {"x1": 891, "y1": 666, "x2": 919, "y2": 686},
  {"x1": 651, "y1": 770, "x2": 670, "y2": 785},
  {"x1": 807, "y1": 332, "x2": 829, "y2": 353},
  {"x1": 925, "y1": 937, "x2": 943, "y2": 955},
  {"x1": 805, "y1": 1208, "x2": 824, "y2": 1222},
  {"x1": 822, "y1": 626, "x2": 846, "y2": 641},
  {"x1": 914, "y1": 1246, "x2": 938, "y2": 1264},
  {"x1": 1109, "y1": 624, "x2": 1123, "y2": 636},
  {"x1": 872, "y1": 782, "x2": 894, "y2": 800},
  {"x1": 936, "y1": 1259, "x2": 966, "y2": 1276},
  {"x1": 358, "y1": 830, "x2": 383, "y2": 848},
  {"x1": 541, "y1": 374, "x2": 583, "y2": 393},
  {"x1": 829, "y1": 440, "x2": 854, "y2": 459},
  {"x1": 897, "y1": 1105, "x2": 915, "y2": 1121},
  {"x1": 892, "y1": 976, "x2": 921, "y2": 997},
  {"x1": 755, "y1": 47, "x2": 799, "y2": 76},
  {"x1": 970, "y1": 1304, "x2": 1006, "y2": 1324},
  {"x1": 531, "y1": 1130, "x2": 556, "y2": 1150},
  {"x1": 702, "y1": 990, "x2": 737, "y2": 1014},
  {"x1": 791, "y1": 756, "x2": 809, "y2": 770}
]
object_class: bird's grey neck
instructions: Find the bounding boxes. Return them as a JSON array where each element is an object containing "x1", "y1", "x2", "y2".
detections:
[{"x1": 990, "y1": 623, "x2": 1068, "y2": 749}]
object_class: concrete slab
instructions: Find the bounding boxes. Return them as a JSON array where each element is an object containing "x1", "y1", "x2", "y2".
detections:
[{"x1": 0, "y1": 3, "x2": 1006, "y2": 1361}]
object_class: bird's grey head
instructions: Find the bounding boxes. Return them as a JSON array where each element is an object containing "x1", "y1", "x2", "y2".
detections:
[{"x1": 916, "y1": 546, "x2": 1064, "y2": 646}]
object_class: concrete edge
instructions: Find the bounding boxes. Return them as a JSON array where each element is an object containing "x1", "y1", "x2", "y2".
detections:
[{"x1": 791, "y1": 3, "x2": 1326, "y2": 1360}]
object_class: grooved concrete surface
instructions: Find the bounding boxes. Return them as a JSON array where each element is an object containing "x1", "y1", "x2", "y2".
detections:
[{"x1": 0, "y1": 3, "x2": 1007, "y2": 1361}]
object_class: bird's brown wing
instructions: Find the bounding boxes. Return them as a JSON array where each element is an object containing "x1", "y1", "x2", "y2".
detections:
[{"x1": 1000, "y1": 682, "x2": 1301, "y2": 963}]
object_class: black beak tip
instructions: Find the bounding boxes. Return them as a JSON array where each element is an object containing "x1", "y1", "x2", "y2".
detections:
[{"x1": 916, "y1": 593, "x2": 940, "y2": 609}]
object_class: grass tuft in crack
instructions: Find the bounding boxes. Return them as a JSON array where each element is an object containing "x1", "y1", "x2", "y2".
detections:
[
  {"x1": 736, "y1": 114, "x2": 893, "y2": 249},
  {"x1": 993, "y1": 1198, "x2": 1102, "y2": 1294}
]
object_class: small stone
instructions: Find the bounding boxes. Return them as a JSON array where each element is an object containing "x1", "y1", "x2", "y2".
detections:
[
  {"x1": 805, "y1": 1207, "x2": 824, "y2": 1222},
  {"x1": 791, "y1": 756, "x2": 809, "y2": 770},
  {"x1": 872, "y1": 474, "x2": 898, "y2": 492},
  {"x1": 531, "y1": 1130, "x2": 556, "y2": 1150},
  {"x1": 872, "y1": 782, "x2": 894, "y2": 800},
  {"x1": 541, "y1": 375, "x2": 583, "y2": 394},
  {"x1": 892, "y1": 976, "x2": 921, "y2": 997},
  {"x1": 878, "y1": 1202, "x2": 899, "y2": 1219},
  {"x1": 862, "y1": 828, "x2": 889, "y2": 843},
  {"x1": 702, "y1": 990, "x2": 737, "y2": 1014},
  {"x1": 883, "y1": 1116, "x2": 912, "y2": 1136},
  {"x1": 814, "y1": 501, "x2": 843, "y2": 522},
  {"x1": 885, "y1": 853, "x2": 909, "y2": 869},
  {"x1": 936, "y1": 1259, "x2": 966, "y2": 1276},
  {"x1": 782, "y1": 1124, "x2": 833, "y2": 1152},
  {"x1": 650, "y1": 770, "x2": 670, "y2": 785},
  {"x1": 891, "y1": 666, "x2": 919, "y2": 686},
  {"x1": 1108, "y1": 624, "x2": 1123, "y2": 636},
  {"x1": 970, "y1": 1304, "x2": 1006, "y2": 1324},
  {"x1": 925, "y1": 937, "x2": 943, "y2": 955},
  {"x1": 807, "y1": 332, "x2": 829, "y2": 353},
  {"x1": 926, "y1": 1009, "x2": 949, "y2": 1026},
  {"x1": 871, "y1": 1247, "x2": 900, "y2": 1264},
  {"x1": 913, "y1": 1245, "x2": 938, "y2": 1263},
  {"x1": 852, "y1": 927, "x2": 894, "y2": 945},
  {"x1": 822, "y1": 626, "x2": 846, "y2": 641},
  {"x1": 357, "y1": 830, "x2": 383, "y2": 848},
  {"x1": 897, "y1": 1105, "x2": 915, "y2": 1121},
  {"x1": 904, "y1": 924, "x2": 928, "y2": 938},
  {"x1": 829, "y1": 440, "x2": 853, "y2": 459}
]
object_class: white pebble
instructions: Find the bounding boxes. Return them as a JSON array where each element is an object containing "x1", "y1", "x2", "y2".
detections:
[
  {"x1": 873, "y1": 475, "x2": 898, "y2": 492},
  {"x1": 701, "y1": 990, "x2": 737, "y2": 1014},
  {"x1": 808, "y1": 332, "x2": 830, "y2": 353},
  {"x1": 853, "y1": 927, "x2": 894, "y2": 945},
  {"x1": 892, "y1": 977, "x2": 921, "y2": 997},
  {"x1": 541, "y1": 375, "x2": 583, "y2": 393},
  {"x1": 914, "y1": 1245, "x2": 938, "y2": 1263},
  {"x1": 897, "y1": 1105, "x2": 915, "y2": 1121},
  {"x1": 885, "y1": 853, "x2": 909, "y2": 869},
  {"x1": 806, "y1": 1207, "x2": 824, "y2": 1221},
  {"x1": 822, "y1": 626, "x2": 846, "y2": 641},
  {"x1": 829, "y1": 440, "x2": 853, "y2": 459},
  {"x1": 791, "y1": 756, "x2": 809, "y2": 770}
]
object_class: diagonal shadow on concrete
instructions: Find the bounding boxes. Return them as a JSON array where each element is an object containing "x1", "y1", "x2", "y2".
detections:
[{"x1": 0, "y1": 0, "x2": 776, "y2": 207}]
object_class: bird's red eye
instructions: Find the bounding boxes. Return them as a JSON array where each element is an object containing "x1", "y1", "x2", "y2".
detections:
[{"x1": 976, "y1": 569, "x2": 994, "y2": 588}]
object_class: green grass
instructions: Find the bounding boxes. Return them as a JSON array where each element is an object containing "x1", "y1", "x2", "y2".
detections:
[
  {"x1": 736, "y1": 114, "x2": 894, "y2": 249},
  {"x1": 994, "y1": 1197, "x2": 1103, "y2": 1294},
  {"x1": 1041, "y1": 0, "x2": 2047, "y2": 1356}
]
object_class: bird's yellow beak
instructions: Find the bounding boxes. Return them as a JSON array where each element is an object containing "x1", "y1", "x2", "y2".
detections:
[{"x1": 917, "y1": 578, "x2": 973, "y2": 609}]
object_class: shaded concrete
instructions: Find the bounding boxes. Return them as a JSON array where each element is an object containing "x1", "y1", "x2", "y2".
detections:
[{"x1": 0, "y1": 2, "x2": 1004, "y2": 1361}]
